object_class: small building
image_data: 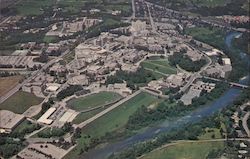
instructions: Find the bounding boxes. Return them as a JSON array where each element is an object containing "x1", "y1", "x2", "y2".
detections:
[{"x1": 46, "y1": 83, "x2": 61, "y2": 92}]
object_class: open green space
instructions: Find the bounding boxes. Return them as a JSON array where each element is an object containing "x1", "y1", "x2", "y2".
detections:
[
  {"x1": 64, "y1": 92, "x2": 158, "y2": 159},
  {"x1": 43, "y1": 36, "x2": 59, "y2": 43},
  {"x1": 72, "y1": 107, "x2": 106, "y2": 124},
  {"x1": 11, "y1": 120, "x2": 41, "y2": 138},
  {"x1": 141, "y1": 141, "x2": 225, "y2": 159},
  {"x1": 67, "y1": 91, "x2": 122, "y2": 111},
  {"x1": 82, "y1": 92, "x2": 158, "y2": 136},
  {"x1": 185, "y1": 27, "x2": 226, "y2": 49},
  {"x1": 141, "y1": 58, "x2": 177, "y2": 75},
  {"x1": 14, "y1": 0, "x2": 56, "y2": 16},
  {"x1": 0, "y1": 91, "x2": 43, "y2": 114}
]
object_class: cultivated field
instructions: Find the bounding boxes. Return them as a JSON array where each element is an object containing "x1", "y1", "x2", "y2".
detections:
[
  {"x1": 0, "y1": 91, "x2": 43, "y2": 114},
  {"x1": 64, "y1": 92, "x2": 158, "y2": 159},
  {"x1": 67, "y1": 91, "x2": 122, "y2": 111},
  {"x1": 141, "y1": 141, "x2": 225, "y2": 159},
  {"x1": 0, "y1": 75, "x2": 23, "y2": 97}
]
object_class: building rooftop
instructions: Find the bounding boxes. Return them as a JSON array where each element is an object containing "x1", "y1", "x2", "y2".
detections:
[
  {"x1": 0, "y1": 110, "x2": 25, "y2": 133},
  {"x1": 37, "y1": 107, "x2": 56, "y2": 125}
]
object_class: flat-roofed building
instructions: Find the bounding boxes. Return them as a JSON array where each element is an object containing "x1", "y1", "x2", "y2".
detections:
[
  {"x1": 37, "y1": 107, "x2": 56, "y2": 125},
  {"x1": 59, "y1": 109, "x2": 77, "y2": 123},
  {"x1": 0, "y1": 110, "x2": 25, "y2": 133}
]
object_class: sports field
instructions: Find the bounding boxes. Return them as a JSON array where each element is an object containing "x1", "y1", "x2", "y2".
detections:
[
  {"x1": 64, "y1": 92, "x2": 159, "y2": 159},
  {"x1": 0, "y1": 75, "x2": 23, "y2": 97},
  {"x1": 0, "y1": 91, "x2": 43, "y2": 114},
  {"x1": 141, "y1": 58, "x2": 177, "y2": 76},
  {"x1": 141, "y1": 141, "x2": 225, "y2": 159},
  {"x1": 67, "y1": 91, "x2": 122, "y2": 111}
]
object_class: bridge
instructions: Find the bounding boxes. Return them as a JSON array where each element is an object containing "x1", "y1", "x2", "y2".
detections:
[{"x1": 203, "y1": 76, "x2": 249, "y2": 89}]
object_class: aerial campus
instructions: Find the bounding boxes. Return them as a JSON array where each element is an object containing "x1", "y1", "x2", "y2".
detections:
[{"x1": 0, "y1": 0, "x2": 249, "y2": 159}]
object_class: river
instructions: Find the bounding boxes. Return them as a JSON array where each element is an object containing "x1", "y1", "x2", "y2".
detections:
[{"x1": 80, "y1": 32, "x2": 250, "y2": 159}]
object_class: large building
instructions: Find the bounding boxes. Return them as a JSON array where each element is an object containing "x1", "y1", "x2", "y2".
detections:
[{"x1": 0, "y1": 110, "x2": 25, "y2": 133}]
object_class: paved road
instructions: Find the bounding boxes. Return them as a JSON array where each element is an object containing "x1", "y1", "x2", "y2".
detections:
[
  {"x1": 242, "y1": 111, "x2": 250, "y2": 137},
  {"x1": 0, "y1": 49, "x2": 70, "y2": 104},
  {"x1": 75, "y1": 90, "x2": 142, "y2": 129},
  {"x1": 179, "y1": 44, "x2": 212, "y2": 93}
]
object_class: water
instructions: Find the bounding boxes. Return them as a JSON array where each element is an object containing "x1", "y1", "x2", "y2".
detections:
[{"x1": 80, "y1": 32, "x2": 250, "y2": 159}]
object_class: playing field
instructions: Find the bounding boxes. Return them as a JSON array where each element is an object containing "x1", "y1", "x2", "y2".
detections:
[
  {"x1": 141, "y1": 58, "x2": 177, "y2": 76},
  {"x1": 0, "y1": 91, "x2": 43, "y2": 114},
  {"x1": 64, "y1": 92, "x2": 159, "y2": 159},
  {"x1": 0, "y1": 75, "x2": 23, "y2": 97},
  {"x1": 67, "y1": 91, "x2": 122, "y2": 111},
  {"x1": 141, "y1": 141, "x2": 225, "y2": 159}
]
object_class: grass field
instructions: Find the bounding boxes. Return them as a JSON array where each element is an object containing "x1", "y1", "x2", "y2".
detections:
[
  {"x1": 72, "y1": 107, "x2": 107, "y2": 124},
  {"x1": 64, "y1": 92, "x2": 159, "y2": 159},
  {"x1": 185, "y1": 27, "x2": 226, "y2": 49},
  {"x1": 0, "y1": 76, "x2": 23, "y2": 97},
  {"x1": 141, "y1": 58, "x2": 177, "y2": 76},
  {"x1": 0, "y1": 91, "x2": 43, "y2": 114},
  {"x1": 141, "y1": 141, "x2": 225, "y2": 159},
  {"x1": 14, "y1": 0, "x2": 56, "y2": 16},
  {"x1": 43, "y1": 36, "x2": 58, "y2": 43},
  {"x1": 67, "y1": 92, "x2": 122, "y2": 111}
]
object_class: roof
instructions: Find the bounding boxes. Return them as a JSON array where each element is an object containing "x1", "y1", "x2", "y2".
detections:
[
  {"x1": 0, "y1": 110, "x2": 25, "y2": 131},
  {"x1": 37, "y1": 107, "x2": 56, "y2": 125}
]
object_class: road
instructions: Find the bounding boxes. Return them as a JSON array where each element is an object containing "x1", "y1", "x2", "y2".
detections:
[
  {"x1": 0, "y1": 49, "x2": 70, "y2": 104},
  {"x1": 179, "y1": 44, "x2": 213, "y2": 93},
  {"x1": 131, "y1": 0, "x2": 136, "y2": 19},
  {"x1": 146, "y1": 2, "x2": 157, "y2": 33},
  {"x1": 75, "y1": 90, "x2": 142, "y2": 129},
  {"x1": 242, "y1": 111, "x2": 250, "y2": 137}
]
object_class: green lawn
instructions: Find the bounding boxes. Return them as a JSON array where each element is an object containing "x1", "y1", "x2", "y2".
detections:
[
  {"x1": 141, "y1": 59, "x2": 177, "y2": 75},
  {"x1": 67, "y1": 92, "x2": 122, "y2": 111},
  {"x1": 0, "y1": 91, "x2": 43, "y2": 114},
  {"x1": 14, "y1": 0, "x2": 56, "y2": 16},
  {"x1": 72, "y1": 107, "x2": 107, "y2": 124},
  {"x1": 43, "y1": 36, "x2": 58, "y2": 43},
  {"x1": 64, "y1": 92, "x2": 159, "y2": 159},
  {"x1": 141, "y1": 141, "x2": 225, "y2": 159}
]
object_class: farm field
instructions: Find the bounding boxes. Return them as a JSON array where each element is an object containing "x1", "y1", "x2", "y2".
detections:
[
  {"x1": 141, "y1": 58, "x2": 177, "y2": 75},
  {"x1": 0, "y1": 75, "x2": 23, "y2": 97},
  {"x1": 67, "y1": 91, "x2": 122, "y2": 111},
  {"x1": 141, "y1": 141, "x2": 225, "y2": 159},
  {"x1": 64, "y1": 92, "x2": 159, "y2": 159},
  {"x1": 0, "y1": 91, "x2": 43, "y2": 114}
]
